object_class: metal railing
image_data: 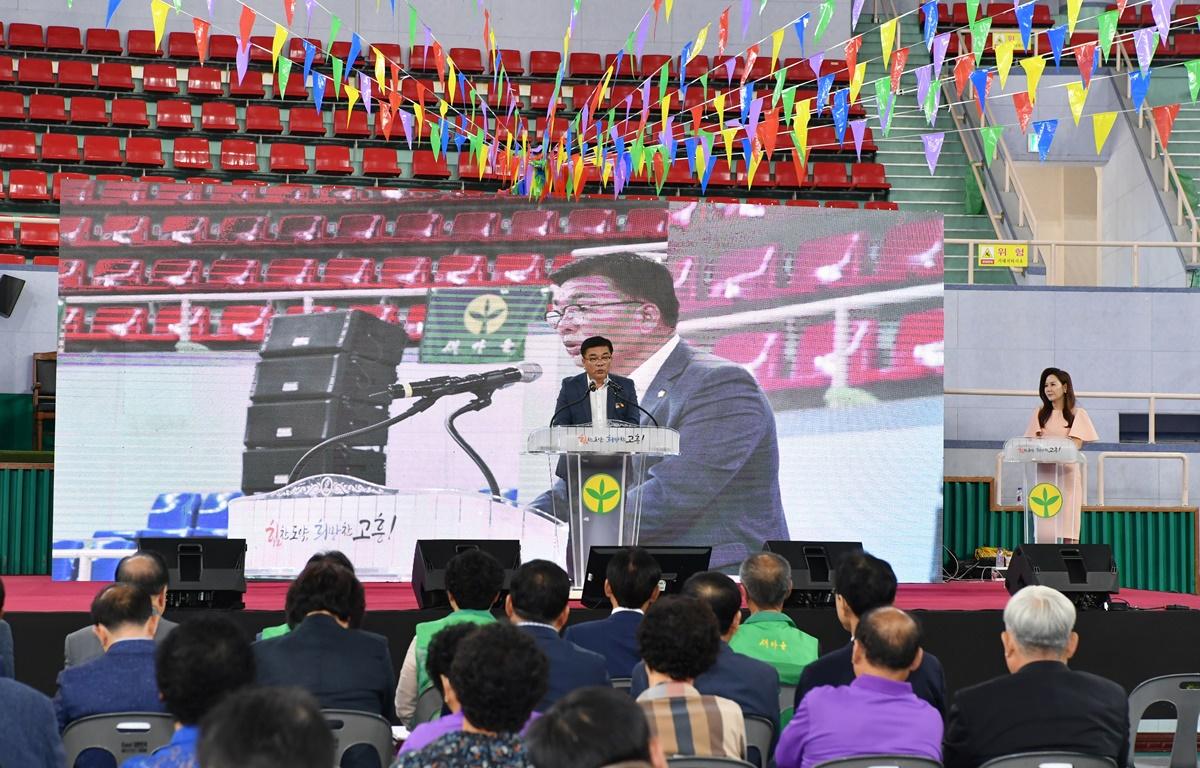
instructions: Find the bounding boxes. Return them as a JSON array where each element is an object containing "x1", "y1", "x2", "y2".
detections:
[
  {"x1": 950, "y1": 237, "x2": 1200, "y2": 285},
  {"x1": 944, "y1": 387, "x2": 1200, "y2": 443},
  {"x1": 1097, "y1": 452, "x2": 1190, "y2": 505}
]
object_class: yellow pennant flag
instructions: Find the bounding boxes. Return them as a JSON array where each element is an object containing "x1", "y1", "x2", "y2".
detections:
[
  {"x1": 593, "y1": 136, "x2": 603, "y2": 167},
  {"x1": 572, "y1": 157, "x2": 585, "y2": 199},
  {"x1": 660, "y1": 95, "x2": 670, "y2": 127},
  {"x1": 849, "y1": 62, "x2": 867, "y2": 104},
  {"x1": 439, "y1": 98, "x2": 449, "y2": 119},
  {"x1": 1092, "y1": 111, "x2": 1116, "y2": 154},
  {"x1": 714, "y1": 90, "x2": 726, "y2": 125},
  {"x1": 1019, "y1": 56, "x2": 1045, "y2": 103},
  {"x1": 793, "y1": 98, "x2": 812, "y2": 157},
  {"x1": 720, "y1": 126, "x2": 738, "y2": 168},
  {"x1": 880, "y1": 19, "x2": 898, "y2": 68},
  {"x1": 373, "y1": 47, "x2": 385, "y2": 91},
  {"x1": 271, "y1": 23, "x2": 288, "y2": 69},
  {"x1": 150, "y1": 0, "x2": 170, "y2": 51},
  {"x1": 693, "y1": 24, "x2": 710, "y2": 60},
  {"x1": 563, "y1": 30, "x2": 571, "y2": 56},
  {"x1": 1068, "y1": 0, "x2": 1083, "y2": 37},
  {"x1": 770, "y1": 27, "x2": 785, "y2": 72},
  {"x1": 665, "y1": 0, "x2": 674, "y2": 20},
  {"x1": 447, "y1": 61, "x2": 457, "y2": 103},
  {"x1": 747, "y1": 151, "x2": 763, "y2": 188},
  {"x1": 601, "y1": 158, "x2": 613, "y2": 188},
  {"x1": 696, "y1": 142, "x2": 706, "y2": 175},
  {"x1": 596, "y1": 66, "x2": 614, "y2": 107},
  {"x1": 1067, "y1": 82, "x2": 1088, "y2": 125},
  {"x1": 996, "y1": 41, "x2": 1016, "y2": 88},
  {"x1": 477, "y1": 146, "x2": 488, "y2": 179},
  {"x1": 344, "y1": 83, "x2": 360, "y2": 116}
]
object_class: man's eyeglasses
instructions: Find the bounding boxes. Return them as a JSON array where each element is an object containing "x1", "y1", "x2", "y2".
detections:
[{"x1": 544, "y1": 301, "x2": 642, "y2": 327}]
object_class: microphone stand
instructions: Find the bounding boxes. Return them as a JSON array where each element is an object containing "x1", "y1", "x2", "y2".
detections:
[
  {"x1": 610, "y1": 384, "x2": 660, "y2": 427},
  {"x1": 287, "y1": 396, "x2": 439, "y2": 485},
  {"x1": 445, "y1": 386, "x2": 503, "y2": 500}
]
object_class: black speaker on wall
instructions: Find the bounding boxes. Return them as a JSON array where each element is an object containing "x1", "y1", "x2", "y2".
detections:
[
  {"x1": 411, "y1": 539, "x2": 521, "y2": 609},
  {"x1": 0, "y1": 274, "x2": 26, "y2": 317},
  {"x1": 1004, "y1": 544, "x2": 1119, "y2": 609},
  {"x1": 763, "y1": 540, "x2": 864, "y2": 607}
]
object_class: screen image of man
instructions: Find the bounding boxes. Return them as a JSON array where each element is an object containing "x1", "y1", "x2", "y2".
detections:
[
  {"x1": 551, "y1": 336, "x2": 639, "y2": 427},
  {"x1": 534, "y1": 251, "x2": 789, "y2": 570}
]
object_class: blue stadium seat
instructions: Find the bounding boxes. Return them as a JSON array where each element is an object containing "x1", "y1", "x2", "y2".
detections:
[
  {"x1": 94, "y1": 492, "x2": 203, "y2": 540},
  {"x1": 89, "y1": 539, "x2": 135, "y2": 582},
  {"x1": 190, "y1": 491, "x2": 242, "y2": 537},
  {"x1": 52, "y1": 539, "x2": 84, "y2": 581}
]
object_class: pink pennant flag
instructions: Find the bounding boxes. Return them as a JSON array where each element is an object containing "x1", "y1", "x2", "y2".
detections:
[
  {"x1": 359, "y1": 72, "x2": 372, "y2": 117},
  {"x1": 235, "y1": 39, "x2": 250, "y2": 85},
  {"x1": 724, "y1": 56, "x2": 737, "y2": 82},
  {"x1": 809, "y1": 52, "x2": 825, "y2": 81},
  {"x1": 851, "y1": 0, "x2": 867, "y2": 30},
  {"x1": 399, "y1": 109, "x2": 414, "y2": 148},
  {"x1": 932, "y1": 32, "x2": 950, "y2": 74},
  {"x1": 850, "y1": 118, "x2": 867, "y2": 161},
  {"x1": 922, "y1": 132, "x2": 944, "y2": 174},
  {"x1": 1150, "y1": 0, "x2": 1171, "y2": 43},
  {"x1": 915, "y1": 64, "x2": 933, "y2": 107}
]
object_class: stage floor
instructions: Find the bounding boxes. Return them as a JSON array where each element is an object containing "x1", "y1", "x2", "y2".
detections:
[{"x1": 6, "y1": 576, "x2": 1200, "y2": 613}]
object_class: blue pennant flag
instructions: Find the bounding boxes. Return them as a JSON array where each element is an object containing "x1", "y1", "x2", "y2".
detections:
[
  {"x1": 741, "y1": 137, "x2": 753, "y2": 168},
  {"x1": 1046, "y1": 25, "x2": 1066, "y2": 69},
  {"x1": 1015, "y1": 2, "x2": 1035, "y2": 49},
  {"x1": 105, "y1": 0, "x2": 123, "y2": 27},
  {"x1": 1130, "y1": 68, "x2": 1151, "y2": 110},
  {"x1": 684, "y1": 136, "x2": 698, "y2": 175},
  {"x1": 699, "y1": 152, "x2": 717, "y2": 194},
  {"x1": 302, "y1": 40, "x2": 316, "y2": 85},
  {"x1": 793, "y1": 13, "x2": 810, "y2": 57},
  {"x1": 969, "y1": 68, "x2": 990, "y2": 116},
  {"x1": 311, "y1": 72, "x2": 327, "y2": 112},
  {"x1": 832, "y1": 88, "x2": 849, "y2": 144},
  {"x1": 816, "y1": 74, "x2": 835, "y2": 116},
  {"x1": 455, "y1": 116, "x2": 467, "y2": 152},
  {"x1": 346, "y1": 33, "x2": 363, "y2": 75},
  {"x1": 440, "y1": 117, "x2": 451, "y2": 157},
  {"x1": 741, "y1": 82, "x2": 754, "y2": 123},
  {"x1": 680, "y1": 43, "x2": 692, "y2": 90},
  {"x1": 1032, "y1": 118, "x2": 1057, "y2": 161},
  {"x1": 922, "y1": 0, "x2": 938, "y2": 51}
]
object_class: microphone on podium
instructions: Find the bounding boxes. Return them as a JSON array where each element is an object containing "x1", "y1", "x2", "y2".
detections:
[
  {"x1": 550, "y1": 381, "x2": 597, "y2": 426},
  {"x1": 375, "y1": 362, "x2": 542, "y2": 400}
]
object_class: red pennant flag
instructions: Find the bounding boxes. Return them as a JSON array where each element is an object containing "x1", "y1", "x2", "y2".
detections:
[
  {"x1": 690, "y1": 104, "x2": 703, "y2": 129},
  {"x1": 379, "y1": 102, "x2": 394, "y2": 140},
  {"x1": 282, "y1": 0, "x2": 295, "y2": 27},
  {"x1": 845, "y1": 36, "x2": 863, "y2": 79},
  {"x1": 1013, "y1": 91, "x2": 1034, "y2": 133},
  {"x1": 239, "y1": 3, "x2": 256, "y2": 44},
  {"x1": 890, "y1": 47, "x2": 909, "y2": 92},
  {"x1": 954, "y1": 54, "x2": 974, "y2": 98},
  {"x1": 193, "y1": 18, "x2": 211, "y2": 64},
  {"x1": 433, "y1": 41, "x2": 446, "y2": 88},
  {"x1": 718, "y1": 6, "x2": 730, "y2": 55},
  {"x1": 757, "y1": 107, "x2": 780, "y2": 156},
  {"x1": 483, "y1": 9, "x2": 491, "y2": 55},
  {"x1": 742, "y1": 44, "x2": 760, "y2": 86},
  {"x1": 1074, "y1": 42, "x2": 1096, "y2": 88},
  {"x1": 1116, "y1": 0, "x2": 1128, "y2": 16},
  {"x1": 790, "y1": 146, "x2": 808, "y2": 181},
  {"x1": 1152, "y1": 103, "x2": 1180, "y2": 148},
  {"x1": 388, "y1": 88, "x2": 401, "y2": 117}
]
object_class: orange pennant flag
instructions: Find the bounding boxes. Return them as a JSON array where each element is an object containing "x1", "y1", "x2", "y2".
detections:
[{"x1": 193, "y1": 18, "x2": 211, "y2": 63}]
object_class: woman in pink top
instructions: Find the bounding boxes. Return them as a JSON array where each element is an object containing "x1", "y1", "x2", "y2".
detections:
[{"x1": 1023, "y1": 368, "x2": 1098, "y2": 543}]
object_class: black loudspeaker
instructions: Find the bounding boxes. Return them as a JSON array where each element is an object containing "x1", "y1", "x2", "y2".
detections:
[
  {"x1": 580, "y1": 546, "x2": 713, "y2": 609},
  {"x1": 136, "y1": 537, "x2": 247, "y2": 610},
  {"x1": 261, "y1": 310, "x2": 407, "y2": 365},
  {"x1": 1004, "y1": 544, "x2": 1119, "y2": 609},
  {"x1": 241, "y1": 446, "x2": 385, "y2": 493},
  {"x1": 0, "y1": 274, "x2": 25, "y2": 317},
  {"x1": 763, "y1": 540, "x2": 864, "y2": 607},
  {"x1": 411, "y1": 539, "x2": 521, "y2": 609},
  {"x1": 251, "y1": 354, "x2": 397, "y2": 403},
  {"x1": 244, "y1": 398, "x2": 387, "y2": 447}
]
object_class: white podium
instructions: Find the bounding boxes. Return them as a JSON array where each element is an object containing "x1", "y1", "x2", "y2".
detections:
[{"x1": 1002, "y1": 437, "x2": 1087, "y2": 543}]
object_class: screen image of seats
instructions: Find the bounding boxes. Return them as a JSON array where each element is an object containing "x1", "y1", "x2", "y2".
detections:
[{"x1": 50, "y1": 184, "x2": 943, "y2": 582}]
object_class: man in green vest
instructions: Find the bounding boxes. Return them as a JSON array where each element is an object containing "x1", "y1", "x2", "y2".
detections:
[
  {"x1": 394, "y1": 549, "x2": 504, "y2": 727},
  {"x1": 729, "y1": 552, "x2": 818, "y2": 725}
]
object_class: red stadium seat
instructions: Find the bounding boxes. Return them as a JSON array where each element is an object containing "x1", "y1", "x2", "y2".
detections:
[
  {"x1": 380, "y1": 256, "x2": 433, "y2": 286},
  {"x1": 8, "y1": 169, "x2": 49, "y2": 201},
  {"x1": 8, "y1": 23, "x2": 45, "y2": 50},
  {"x1": 508, "y1": 210, "x2": 557, "y2": 239},
  {"x1": 206, "y1": 258, "x2": 262, "y2": 286},
  {"x1": 564, "y1": 208, "x2": 616, "y2": 236},
  {"x1": 287, "y1": 107, "x2": 326, "y2": 136},
  {"x1": 332, "y1": 109, "x2": 370, "y2": 138},
  {"x1": 31, "y1": 94, "x2": 67, "y2": 123},
  {"x1": 194, "y1": 305, "x2": 273, "y2": 344},
  {"x1": 568, "y1": 52, "x2": 604, "y2": 79},
  {"x1": 110, "y1": 98, "x2": 149, "y2": 128},
  {"x1": 172, "y1": 137, "x2": 212, "y2": 169},
  {"x1": 0, "y1": 130, "x2": 37, "y2": 160},
  {"x1": 404, "y1": 303, "x2": 426, "y2": 341},
  {"x1": 136, "y1": 304, "x2": 211, "y2": 342},
  {"x1": 315, "y1": 145, "x2": 352, "y2": 175},
  {"x1": 269, "y1": 142, "x2": 309, "y2": 173},
  {"x1": 207, "y1": 34, "x2": 237, "y2": 61},
  {"x1": 625, "y1": 208, "x2": 668, "y2": 238},
  {"x1": 812, "y1": 162, "x2": 852, "y2": 189},
  {"x1": 322, "y1": 257, "x2": 376, "y2": 285},
  {"x1": 187, "y1": 66, "x2": 224, "y2": 96},
  {"x1": 75, "y1": 306, "x2": 150, "y2": 341},
  {"x1": 167, "y1": 31, "x2": 200, "y2": 59},
  {"x1": 276, "y1": 71, "x2": 308, "y2": 100},
  {"x1": 264, "y1": 257, "x2": 319, "y2": 287},
  {"x1": 219, "y1": 139, "x2": 259, "y2": 172},
  {"x1": 865, "y1": 201, "x2": 899, "y2": 211},
  {"x1": 201, "y1": 102, "x2": 239, "y2": 132},
  {"x1": 0, "y1": 57, "x2": 13, "y2": 84},
  {"x1": 21, "y1": 219, "x2": 63, "y2": 248},
  {"x1": 639, "y1": 54, "x2": 672, "y2": 79},
  {"x1": 158, "y1": 216, "x2": 211, "y2": 245},
  {"x1": 412, "y1": 150, "x2": 450, "y2": 178},
  {"x1": 449, "y1": 47, "x2": 484, "y2": 74},
  {"x1": 0, "y1": 221, "x2": 16, "y2": 246},
  {"x1": 336, "y1": 214, "x2": 386, "y2": 242},
  {"x1": 451, "y1": 211, "x2": 500, "y2": 240},
  {"x1": 52, "y1": 172, "x2": 91, "y2": 202},
  {"x1": 362, "y1": 147, "x2": 401, "y2": 177},
  {"x1": 708, "y1": 245, "x2": 783, "y2": 301},
  {"x1": 372, "y1": 43, "x2": 402, "y2": 66},
  {"x1": 824, "y1": 200, "x2": 860, "y2": 209},
  {"x1": 141, "y1": 64, "x2": 179, "y2": 94},
  {"x1": 712, "y1": 332, "x2": 786, "y2": 389},
  {"x1": 99, "y1": 216, "x2": 151, "y2": 245},
  {"x1": 851, "y1": 162, "x2": 891, "y2": 191},
  {"x1": 85, "y1": 28, "x2": 123, "y2": 54},
  {"x1": 68, "y1": 96, "x2": 107, "y2": 125},
  {"x1": 435, "y1": 254, "x2": 489, "y2": 285},
  {"x1": 277, "y1": 216, "x2": 326, "y2": 243},
  {"x1": 82, "y1": 135, "x2": 122, "y2": 164},
  {"x1": 495, "y1": 49, "x2": 523, "y2": 75},
  {"x1": 156, "y1": 100, "x2": 195, "y2": 130},
  {"x1": 126, "y1": 29, "x2": 162, "y2": 57},
  {"x1": 350, "y1": 304, "x2": 400, "y2": 323},
  {"x1": 98, "y1": 63, "x2": 135, "y2": 90},
  {"x1": 59, "y1": 259, "x2": 86, "y2": 290},
  {"x1": 125, "y1": 137, "x2": 164, "y2": 166},
  {"x1": 46, "y1": 25, "x2": 83, "y2": 53},
  {"x1": 392, "y1": 213, "x2": 443, "y2": 240},
  {"x1": 229, "y1": 70, "x2": 265, "y2": 98},
  {"x1": 529, "y1": 50, "x2": 561, "y2": 77},
  {"x1": 245, "y1": 105, "x2": 283, "y2": 134},
  {"x1": 148, "y1": 258, "x2": 205, "y2": 287},
  {"x1": 17, "y1": 58, "x2": 55, "y2": 86},
  {"x1": 57, "y1": 61, "x2": 96, "y2": 88},
  {"x1": 528, "y1": 82, "x2": 562, "y2": 110},
  {"x1": 0, "y1": 91, "x2": 25, "y2": 121},
  {"x1": 91, "y1": 257, "x2": 147, "y2": 286},
  {"x1": 604, "y1": 53, "x2": 635, "y2": 80},
  {"x1": 492, "y1": 253, "x2": 547, "y2": 284},
  {"x1": 247, "y1": 36, "x2": 274, "y2": 63}
]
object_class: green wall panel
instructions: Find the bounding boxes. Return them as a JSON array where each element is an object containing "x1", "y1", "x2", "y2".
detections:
[
  {"x1": 0, "y1": 464, "x2": 53, "y2": 574},
  {"x1": 945, "y1": 479, "x2": 1196, "y2": 594},
  {"x1": 0, "y1": 394, "x2": 34, "y2": 451}
]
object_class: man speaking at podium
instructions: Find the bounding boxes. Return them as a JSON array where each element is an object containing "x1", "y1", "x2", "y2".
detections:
[
  {"x1": 533, "y1": 252, "x2": 788, "y2": 571},
  {"x1": 551, "y1": 336, "x2": 639, "y2": 427}
]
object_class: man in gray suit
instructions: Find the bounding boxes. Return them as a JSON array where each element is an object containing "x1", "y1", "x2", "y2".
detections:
[
  {"x1": 535, "y1": 251, "x2": 789, "y2": 570},
  {"x1": 63, "y1": 550, "x2": 177, "y2": 668}
]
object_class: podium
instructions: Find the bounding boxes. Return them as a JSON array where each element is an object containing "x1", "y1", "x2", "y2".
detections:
[
  {"x1": 526, "y1": 424, "x2": 680, "y2": 585},
  {"x1": 1002, "y1": 437, "x2": 1087, "y2": 544},
  {"x1": 227, "y1": 475, "x2": 567, "y2": 581}
]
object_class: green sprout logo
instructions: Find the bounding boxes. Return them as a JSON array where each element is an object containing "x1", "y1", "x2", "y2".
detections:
[
  {"x1": 463, "y1": 294, "x2": 508, "y2": 335},
  {"x1": 1029, "y1": 482, "x2": 1063, "y2": 518},
  {"x1": 583, "y1": 473, "x2": 621, "y2": 515}
]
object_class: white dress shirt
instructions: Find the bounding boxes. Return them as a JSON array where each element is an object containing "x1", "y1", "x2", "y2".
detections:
[{"x1": 588, "y1": 377, "x2": 609, "y2": 427}]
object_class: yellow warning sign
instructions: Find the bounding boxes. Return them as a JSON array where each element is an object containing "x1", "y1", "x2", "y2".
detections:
[{"x1": 977, "y1": 242, "x2": 1029, "y2": 268}]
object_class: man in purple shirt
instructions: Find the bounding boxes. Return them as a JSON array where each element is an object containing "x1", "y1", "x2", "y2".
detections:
[{"x1": 775, "y1": 607, "x2": 942, "y2": 768}]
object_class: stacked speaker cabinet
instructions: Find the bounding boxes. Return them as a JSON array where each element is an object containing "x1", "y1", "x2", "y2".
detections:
[{"x1": 242, "y1": 310, "x2": 407, "y2": 494}]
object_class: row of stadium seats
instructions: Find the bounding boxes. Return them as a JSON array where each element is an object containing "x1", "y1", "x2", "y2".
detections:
[{"x1": 62, "y1": 302, "x2": 426, "y2": 346}]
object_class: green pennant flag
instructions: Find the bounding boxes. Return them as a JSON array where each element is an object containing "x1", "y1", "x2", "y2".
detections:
[
  {"x1": 981, "y1": 125, "x2": 1004, "y2": 165},
  {"x1": 631, "y1": 134, "x2": 646, "y2": 173},
  {"x1": 970, "y1": 18, "x2": 992, "y2": 65},
  {"x1": 573, "y1": 0, "x2": 582, "y2": 14},
  {"x1": 606, "y1": 107, "x2": 616, "y2": 129},
  {"x1": 781, "y1": 85, "x2": 797, "y2": 126},
  {"x1": 277, "y1": 57, "x2": 292, "y2": 98},
  {"x1": 773, "y1": 70, "x2": 786, "y2": 106},
  {"x1": 1187, "y1": 59, "x2": 1200, "y2": 103},
  {"x1": 873, "y1": 77, "x2": 894, "y2": 137},
  {"x1": 924, "y1": 78, "x2": 941, "y2": 123},
  {"x1": 625, "y1": 29, "x2": 636, "y2": 54},
  {"x1": 966, "y1": 0, "x2": 980, "y2": 23},
  {"x1": 328, "y1": 15, "x2": 341, "y2": 53},
  {"x1": 652, "y1": 145, "x2": 668, "y2": 195},
  {"x1": 430, "y1": 120, "x2": 442, "y2": 159},
  {"x1": 408, "y1": 4, "x2": 418, "y2": 48},
  {"x1": 659, "y1": 63, "x2": 668, "y2": 103},
  {"x1": 700, "y1": 72, "x2": 708, "y2": 99},
  {"x1": 1097, "y1": 10, "x2": 1118, "y2": 63},
  {"x1": 332, "y1": 56, "x2": 343, "y2": 96},
  {"x1": 812, "y1": 0, "x2": 835, "y2": 44}
]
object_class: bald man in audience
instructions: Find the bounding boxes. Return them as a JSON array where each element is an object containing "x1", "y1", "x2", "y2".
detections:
[
  {"x1": 64, "y1": 551, "x2": 177, "y2": 668},
  {"x1": 775, "y1": 607, "x2": 942, "y2": 768}
]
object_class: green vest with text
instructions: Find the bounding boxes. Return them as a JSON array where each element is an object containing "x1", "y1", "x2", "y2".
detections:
[
  {"x1": 413, "y1": 610, "x2": 497, "y2": 696},
  {"x1": 729, "y1": 611, "x2": 819, "y2": 726}
]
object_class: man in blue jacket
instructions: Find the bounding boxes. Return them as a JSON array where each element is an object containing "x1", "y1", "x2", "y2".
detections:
[
  {"x1": 551, "y1": 335, "x2": 640, "y2": 427},
  {"x1": 536, "y1": 252, "x2": 788, "y2": 571},
  {"x1": 564, "y1": 546, "x2": 661, "y2": 679}
]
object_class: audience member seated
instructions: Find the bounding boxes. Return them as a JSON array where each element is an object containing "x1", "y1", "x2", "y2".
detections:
[
  {"x1": 505, "y1": 560, "x2": 609, "y2": 712},
  {"x1": 631, "y1": 571, "x2": 780, "y2": 726},
  {"x1": 396, "y1": 549, "x2": 503, "y2": 726},
  {"x1": 775, "y1": 607, "x2": 943, "y2": 768},
  {"x1": 635, "y1": 596, "x2": 746, "y2": 760},
  {"x1": 64, "y1": 551, "x2": 177, "y2": 668},
  {"x1": 731, "y1": 552, "x2": 818, "y2": 714},
  {"x1": 254, "y1": 561, "x2": 394, "y2": 768},
  {"x1": 0, "y1": 674, "x2": 66, "y2": 767},
  {"x1": 794, "y1": 552, "x2": 945, "y2": 714},
  {"x1": 391, "y1": 622, "x2": 547, "y2": 768},
  {"x1": 124, "y1": 614, "x2": 256, "y2": 767},
  {"x1": 54, "y1": 583, "x2": 166, "y2": 768},
  {"x1": 942, "y1": 585, "x2": 1130, "y2": 768},
  {"x1": 563, "y1": 547, "x2": 661, "y2": 679},
  {"x1": 197, "y1": 687, "x2": 335, "y2": 768},
  {"x1": 526, "y1": 686, "x2": 669, "y2": 768},
  {"x1": 0, "y1": 575, "x2": 13, "y2": 679},
  {"x1": 259, "y1": 550, "x2": 358, "y2": 640}
]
